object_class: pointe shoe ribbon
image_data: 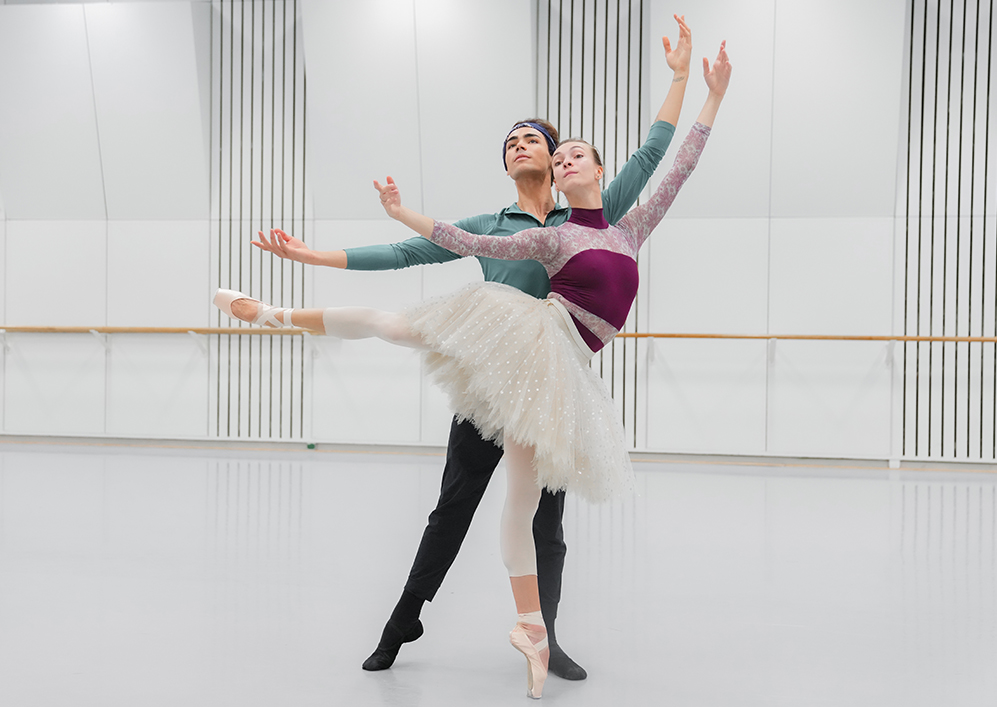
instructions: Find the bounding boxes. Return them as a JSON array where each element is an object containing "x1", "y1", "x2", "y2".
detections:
[
  {"x1": 509, "y1": 623, "x2": 549, "y2": 699},
  {"x1": 214, "y1": 289, "x2": 294, "y2": 328}
]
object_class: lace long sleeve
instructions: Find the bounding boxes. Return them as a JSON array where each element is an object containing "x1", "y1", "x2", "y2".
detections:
[
  {"x1": 615, "y1": 122, "x2": 710, "y2": 248},
  {"x1": 428, "y1": 221, "x2": 561, "y2": 265}
]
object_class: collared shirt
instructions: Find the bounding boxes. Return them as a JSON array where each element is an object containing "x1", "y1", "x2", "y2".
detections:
[{"x1": 344, "y1": 120, "x2": 676, "y2": 299}]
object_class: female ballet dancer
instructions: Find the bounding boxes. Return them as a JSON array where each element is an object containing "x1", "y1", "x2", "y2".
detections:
[{"x1": 216, "y1": 43, "x2": 730, "y2": 698}]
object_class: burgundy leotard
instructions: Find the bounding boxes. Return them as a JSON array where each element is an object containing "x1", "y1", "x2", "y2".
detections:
[{"x1": 428, "y1": 123, "x2": 710, "y2": 352}]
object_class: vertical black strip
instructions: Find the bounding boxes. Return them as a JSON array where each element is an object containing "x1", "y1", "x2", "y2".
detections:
[
  {"x1": 558, "y1": 0, "x2": 564, "y2": 133},
  {"x1": 940, "y1": 0, "x2": 955, "y2": 457},
  {"x1": 602, "y1": 0, "x2": 608, "y2": 181},
  {"x1": 568, "y1": 0, "x2": 575, "y2": 136},
  {"x1": 633, "y1": 0, "x2": 644, "y2": 446},
  {"x1": 580, "y1": 0, "x2": 585, "y2": 140},
  {"x1": 280, "y1": 1, "x2": 292, "y2": 438},
  {"x1": 227, "y1": 0, "x2": 235, "y2": 437},
  {"x1": 293, "y1": 0, "x2": 304, "y2": 437},
  {"x1": 904, "y1": 0, "x2": 917, "y2": 456},
  {"x1": 987, "y1": 0, "x2": 995, "y2": 458},
  {"x1": 957, "y1": 0, "x2": 970, "y2": 458},
  {"x1": 956, "y1": 0, "x2": 968, "y2": 457},
  {"x1": 301, "y1": 65, "x2": 308, "y2": 439},
  {"x1": 613, "y1": 0, "x2": 620, "y2": 183},
  {"x1": 248, "y1": 0, "x2": 256, "y2": 437},
  {"x1": 971, "y1": 0, "x2": 983, "y2": 458},
  {"x1": 272, "y1": 0, "x2": 283, "y2": 438},
  {"x1": 928, "y1": 0, "x2": 943, "y2": 458},
  {"x1": 546, "y1": 0, "x2": 552, "y2": 122},
  {"x1": 915, "y1": 0, "x2": 930, "y2": 456},
  {"x1": 237, "y1": 0, "x2": 246, "y2": 438},
  {"x1": 216, "y1": 1, "x2": 223, "y2": 437},
  {"x1": 591, "y1": 0, "x2": 597, "y2": 144}
]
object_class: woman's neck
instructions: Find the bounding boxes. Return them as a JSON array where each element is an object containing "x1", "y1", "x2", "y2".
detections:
[{"x1": 563, "y1": 183, "x2": 603, "y2": 210}]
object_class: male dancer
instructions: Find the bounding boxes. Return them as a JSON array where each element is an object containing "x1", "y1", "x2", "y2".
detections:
[{"x1": 252, "y1": 17, "x2": 693, "y2": 679}]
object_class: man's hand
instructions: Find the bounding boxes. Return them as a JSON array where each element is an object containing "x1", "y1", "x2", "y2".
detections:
[
  {"x1": 373, "y1": 176, "x2": 403, "y2": 220},
  {"x1": 252, "y1": 228, "x2": 315, "y2": 264}
]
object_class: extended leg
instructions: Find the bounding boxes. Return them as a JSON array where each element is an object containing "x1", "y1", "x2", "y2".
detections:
[
  {"x1": 217, "y1": 290, "x2": 425, "y2": 348},
  {"x1": 362, "y1": 418, "x2": 504, "y2": 671}
]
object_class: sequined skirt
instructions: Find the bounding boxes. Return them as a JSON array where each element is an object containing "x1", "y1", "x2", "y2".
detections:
[{"x1": 405, "y1": 282, "x2": 634, "y2": 502}]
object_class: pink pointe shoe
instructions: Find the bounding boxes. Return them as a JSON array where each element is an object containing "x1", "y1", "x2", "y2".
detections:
[
  {"x1": 509, "y1": 622, "x2": 549, "y2": 699},
  {"x1": 213, "y1": 289, "x2": 294, "y2": 328}
]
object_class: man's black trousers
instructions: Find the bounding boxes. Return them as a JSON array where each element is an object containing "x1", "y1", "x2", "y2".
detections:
[{"x1": 403, "y1": 417, "x2": 567, "y2": 620}]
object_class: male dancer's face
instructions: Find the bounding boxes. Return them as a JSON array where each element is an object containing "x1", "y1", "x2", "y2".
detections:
[{"x1": 504, "y1": 127, "x2": 553, "y2": 183}]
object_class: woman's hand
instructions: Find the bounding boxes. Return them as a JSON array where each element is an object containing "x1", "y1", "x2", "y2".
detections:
[
  {"x1": 252, "y1": 228, "x2": 316, "y2": 264},
  {"x1": 373, "y1": 176, "x2": 403, "y2": 220},
  {"x1": 662, "y1": 14, "x2": 692, "y2": 75},
  {"x1": 703, "y1": 40, "x2": 732, "y2": 97}
]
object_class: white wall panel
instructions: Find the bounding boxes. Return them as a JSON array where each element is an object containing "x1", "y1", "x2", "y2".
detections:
[
  {"x1": 310, "y1": 337, "x2": 422, "y2": 444},
  {"x1": 414, "y1": 0, "x2": 535, "y2": 220},
  {"x1": 85, "y1": 4, "x2": 211, "y2": 220},
  {"x1": 3, "y1": 334, "x2": 105, "y2": 435},
  {"x1": 107, "y1": 221, "x2": 211, "y2": 327},
  {"x1": 645, "y1": 339, "x2": 768, "y2": 454},
  {"x1": 769, "y1": 0, "x2": 906, "y2": 218},
  {"x1": 646, "y1": 217, "x2": 769, "y2": 334},
  {"x1": 311, "y1": 220, "x2": 423, "y2": 309},
  {"x1": 0, "y1": 6, "x2": 106, "y2": 220},
  {"x1": 106, "y1": 335, "x2": 209, "y2": 438},
  {"x1": 768, "y1": 217, "x2": 894, "y2": 336},
  {"x1": 309, "y1": 220, "x2": 423, "y2": 444},
  {"x1": 301, "y1": 0, "x2": 424, "y2": 220},
  {"x1": 768, "y1": 341, "x2": 893, "y2": 458},
  {"x1": 649, "y1": 0, "x2": 775, "y2": 219},
  {"x1": 5, "y1": 221, "x2": 106, "y2": 327}
]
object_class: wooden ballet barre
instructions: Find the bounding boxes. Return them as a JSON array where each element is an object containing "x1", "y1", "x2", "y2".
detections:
[
  {"x1": 615, "y1": 333, "x2": 997, "y2": 343},
  {"x1": 0, "y1": 326, "x2": 310, "y2": 335},
  {"x1": 1, "y1": 327, "x2": 996, "y2": 343}
]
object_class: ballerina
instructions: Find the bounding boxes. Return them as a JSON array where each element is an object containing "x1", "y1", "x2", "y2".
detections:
[{"x1": 215, "y1": 41, "x2": 730, "y2": 699}]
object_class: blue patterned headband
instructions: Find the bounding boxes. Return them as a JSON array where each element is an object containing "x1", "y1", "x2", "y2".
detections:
[{"x1": 503, "y1": 122, "x2": 557, "y2": 169}]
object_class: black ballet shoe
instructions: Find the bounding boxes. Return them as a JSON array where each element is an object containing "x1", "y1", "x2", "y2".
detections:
[
  {"x1": 361, "y1": 619, "x2": 424, "y2": 671},
  {"x1": 547, "y1": 642, "x2": 587, "y2": 680}
]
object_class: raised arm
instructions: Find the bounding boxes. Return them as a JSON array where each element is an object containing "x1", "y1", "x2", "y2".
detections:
[
  {"x1": 617, "y1": 41, "x2": 731, "y2": 246},
  {"x1": 656, "y1": 14, "x2": 692, "y2": 126},
  {"x1": 600, "y1": 14, "x2": 691, "y2": 223}
]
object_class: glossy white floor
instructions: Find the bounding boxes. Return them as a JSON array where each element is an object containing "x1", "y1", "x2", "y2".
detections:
[{"x1": 0, "y1": 440, "x2": 995, "y2": 707}]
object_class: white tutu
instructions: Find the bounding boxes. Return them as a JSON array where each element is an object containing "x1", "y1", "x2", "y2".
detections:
[{"x1": 405, "y1": 282, "x2": 634, "y2": 502}]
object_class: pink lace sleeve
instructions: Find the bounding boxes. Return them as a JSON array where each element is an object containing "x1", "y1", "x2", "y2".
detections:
[
  {"x1": 616, "y1": 122, "x2": 710, "y2": 248},
  {"x1": 429, "y1": 221, "x2": 561, "y2": 264}
]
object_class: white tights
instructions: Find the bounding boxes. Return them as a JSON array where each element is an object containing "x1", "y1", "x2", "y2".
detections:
[
  {"x1": 318, "y1": 305, "x2": 542, "y2": 578},
  {"x1": 320, "y1": 307, "x2": 426, "y2": 349},
  {"x1": 501, "y1": 435, "x2": 543, "y2": 578}
]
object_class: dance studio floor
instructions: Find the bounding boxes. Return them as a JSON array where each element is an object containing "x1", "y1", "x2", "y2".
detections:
[{"x1": 0, "y1": 440, "x2": 995, "y2": 706}]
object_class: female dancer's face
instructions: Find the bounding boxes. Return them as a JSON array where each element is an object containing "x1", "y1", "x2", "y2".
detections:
[
  {"x1": 551, "y1": 141, "x2": 603, "y2": 195},
  {"x1": 504, "y1": 127, "x2": 553, "y2": 180}
]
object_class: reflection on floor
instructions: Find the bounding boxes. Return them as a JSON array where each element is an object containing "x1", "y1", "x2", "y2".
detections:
[{"x1": 0, "y1": 440, "x2": 995, "y2": 706}]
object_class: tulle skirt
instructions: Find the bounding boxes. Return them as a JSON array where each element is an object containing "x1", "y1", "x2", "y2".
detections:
[{"x1": 405, "y1": 282, "x2": 634, "y2": 502}]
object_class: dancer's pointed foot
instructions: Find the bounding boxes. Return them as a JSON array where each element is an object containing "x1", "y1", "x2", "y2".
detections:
[
  {"x1": 213, "y1": 289, "x2": 293, "y2": 328},
  {"x1": 548, "y1": 642, "x2": 587, "y2": 680},
  {"x1": 361, "y1": 619, "x2": 424, "y2": 671},
  {"x1": 509, "y1": 622, "x2": 549, "y2": 699}
]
